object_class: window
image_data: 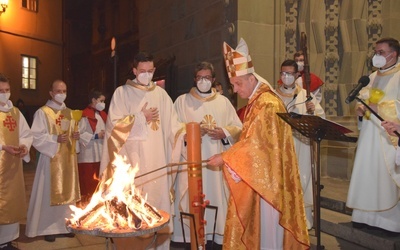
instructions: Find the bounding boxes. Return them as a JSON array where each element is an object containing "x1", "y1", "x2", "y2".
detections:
[
  {"x1": 22, "y1": 0, "x2": 38, "y2": 12},
  {"x1": 22, "y1": 55, "x2": 37, "y2": 90}
]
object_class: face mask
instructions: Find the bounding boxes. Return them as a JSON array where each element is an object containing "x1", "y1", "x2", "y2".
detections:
[
  {"x1": 297, "y1": 62, "x2": 304, "y2": 72},
  {"x1": 197, "y1": 79, "x2": 212, "y2": 93},
  {"x1": 137, "y1": 72, "x2": 153, "y2": 85},
  {"x1": 281, "y1": 74, "x2": 295, "y2": 86},
  {"x1": 95, "y1": 102, "x2": 105, "y2": 111},
  {"x1": 0, "y1": 92, "x2": 10, "y2": 104},
  {"x1": 54, "y1": 93, "x2": 66, "y2": 103},
  {"x1": 372, "y1": 53, "x2": 393, "y2": 68}
]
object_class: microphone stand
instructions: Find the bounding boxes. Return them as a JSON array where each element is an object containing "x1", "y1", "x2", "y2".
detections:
[{"x1": 355, "y1": 96, "x2": 400, "y2": 137}]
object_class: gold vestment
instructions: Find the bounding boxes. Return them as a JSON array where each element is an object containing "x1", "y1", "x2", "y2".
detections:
[
  {"x1": 222, "y1": 84, "x2": 310, "y2": 249},
  {"x1": 0, "y1": 108, "x2": 25, "y2": 224},
  {"x1": 41, "y1": 106, "x2": 80, "y2": 205}
]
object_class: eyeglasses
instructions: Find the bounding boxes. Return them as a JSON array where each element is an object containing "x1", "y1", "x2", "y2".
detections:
[
  {"x1": 195, "y1": 75, "x2": 213, "y2": 81},
  {"x1": 280, "y1": 72, "x2": 296, "y2": 76}
]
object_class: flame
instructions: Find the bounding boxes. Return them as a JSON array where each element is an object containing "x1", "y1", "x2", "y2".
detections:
[{"x1": 67, "y1": 154, "x2": 163, "y2": 231}]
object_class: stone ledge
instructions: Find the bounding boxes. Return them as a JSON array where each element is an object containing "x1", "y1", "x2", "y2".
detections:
[{"x1": 321, "y1": 208, "x2": 400, "y2": 250}]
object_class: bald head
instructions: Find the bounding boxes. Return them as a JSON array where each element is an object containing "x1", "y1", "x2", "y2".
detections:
[
  {"x1": 50, "y1": 80, "x2": 66, "y2": 91},
  {"x1": 49, "y1": 80, "x2": 67, "y2": 105}
]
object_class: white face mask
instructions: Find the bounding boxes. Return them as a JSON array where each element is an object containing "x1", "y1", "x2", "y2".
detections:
[
  {"x1": 196, "y1": 79, "x2": 212, "y2": 93},
  {"x1": 297, "y1": 61, "x2": 304, "y2": 72},
  {"x1": 95, "y1": 102, "x2": 105, "y2": 111},
  {"x1": 0, "y1": 92, "x2": 10, "y2": 104},
  {"x1": 281, "y1": 74, "x2": 295, "y2": 86},
  {"x1": 54, "y1": 93, "x2": 66, "y2": 103},
  {"x1": 137, "y1": 72, "x2": 153, "y2": 86},
  {"x1": 372, "y1": 53, "x2": 393, "y2": 68}
]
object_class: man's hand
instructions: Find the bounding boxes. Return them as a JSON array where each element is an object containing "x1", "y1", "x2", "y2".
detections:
[
  {"x1": 18, "y1": 144, "x2": 28, "y2": 157},
  {"x1": 57, "y1": 133, "x2": 67, "y2": 143},
  {"x1": 141, "y1": 102, "x2": 159, "y2": 122},
  {"x1": 98, "y1": 130, "x2": 105, "y2": 139},
  {"x1": 381, "y1": 121, "x2": 400, "y2": 136},
  {"x1": 207, "y1": 127, "x2": 226, "y2": 140},
  {"x1": 207, "y1": 154, "x2": 224, "y2": 167},
  {"x1": 305, "y1": 102, "x2": 315, "y2": 113},
  {"x1": 72, "y1": 131, "x2": 80, "y2": 140},
  {"x1": 3, "y1": 145, "x2": 21, "y2": 156},
  {"x1": 200, "y1": 127, "x2": 209, "y2": 137}
]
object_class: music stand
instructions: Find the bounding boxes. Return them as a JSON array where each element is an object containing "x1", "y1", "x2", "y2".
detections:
[{"x1": 277, "y1": 112, "x2": 357, "y2": 250}]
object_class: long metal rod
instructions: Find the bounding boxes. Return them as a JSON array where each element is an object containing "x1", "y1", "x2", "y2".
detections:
[
  {"x1": 315, "y1": 139, "x2": 323, "y2": 249},
  {"x1": 356, "y1": 96, "x2": 400, "y2": 137},
  {"x1": 135, "y1": 160, "x2": 209, "y2": 179}
]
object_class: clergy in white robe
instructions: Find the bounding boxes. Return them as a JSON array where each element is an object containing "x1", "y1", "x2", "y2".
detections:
[
  {"x1": 99, "y1": 52, "x2": 184, "y2": 250},
  {"x1": 172, "y1": 62, "x2": 242, "y2": 245},
  {"x1": 26, "y1": 80, "x2": 80, "y2": 240},
  {"x1": 276, "y1": 59, "x2": 325, "y2": 230},
  {"x1": 0, "y1": 75, "x2": 32, "y2": 248},
  {"x1": 347, "y1": 37, "x2": 400, "y2": 233}
]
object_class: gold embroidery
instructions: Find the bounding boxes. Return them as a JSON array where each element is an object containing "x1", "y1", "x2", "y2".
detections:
[
  {"x1": 200, "y1": 114, "x2": 216, "y2": 130},
  {"x1": 148, "y1": 119, "x2": 160, "y2": 131}
]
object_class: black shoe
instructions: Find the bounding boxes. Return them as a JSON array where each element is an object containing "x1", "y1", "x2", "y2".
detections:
[
  {"x1": 0, "y1": 242, "x2": 19, "y2": 250},
  {"x1": 59, "y1": 233, "x2": 75, "y2": 238},
  {"x1": 352, "y1": 221, "x2": 367, "y2": 229},
  {"x1": 380, "y1": 229, "x2": 400, "y2": 237},
  {"x1": 44, "y1": 235, "x2": 56, "y2": 242}
]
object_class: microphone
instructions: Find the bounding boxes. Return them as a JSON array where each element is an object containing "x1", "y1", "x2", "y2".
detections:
[
  {"x1": 286, "y1": 94, "x2": 312, "y2": 112},
  {"x1": 345, "y1": 76, "x2": 370, "y2": 104},
  {"x1": 285, "y1": 94, "x2": 298, "y2": 111}
]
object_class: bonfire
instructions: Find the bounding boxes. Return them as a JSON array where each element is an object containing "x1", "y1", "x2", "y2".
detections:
[{"x1": 66, "y1": 154, "x2": 165, "y2": 233}]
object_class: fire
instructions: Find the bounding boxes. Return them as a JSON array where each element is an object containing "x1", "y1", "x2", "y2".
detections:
[{"x1": 67, "y1": 154, "x2": 163, "y2": 231}]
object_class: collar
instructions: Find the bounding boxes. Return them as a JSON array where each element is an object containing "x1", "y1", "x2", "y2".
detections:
[
  {"x1": 379, "y1": 62, "x2": 397, "y2": 73},
  {"x1": 189, "y1": 87, "x2": 218, "y2": 102},
  {"x1": 276, "y1": 84, "x2": 301, "y2": 98},
  {"x1": 46, "y1": 100, "x2": 66, "y2": 110},
  {"x1": 377, "y1": 63, "x2": 400, "y2": 76},
  {"x1": 283, "y1": 84, "x2": 296, "y2": 90},
  {"x1": 126, "y1": 79, "x2": 156, "y2": 91}
]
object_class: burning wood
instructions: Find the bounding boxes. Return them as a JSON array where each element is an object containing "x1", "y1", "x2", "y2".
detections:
[
  {"x1": 106, "y1": 197, "x2": 143, "y2": 229},
  {"x1": 67, "y1": 154, "x2": 164, "y2": 233}
]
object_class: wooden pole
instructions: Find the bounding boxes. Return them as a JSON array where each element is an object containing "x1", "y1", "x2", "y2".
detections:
[{"x1": 186, "y1": 122, "x2": 205, "y2": 249}]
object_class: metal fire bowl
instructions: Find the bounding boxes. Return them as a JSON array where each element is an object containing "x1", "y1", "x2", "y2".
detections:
[{"x1": 66, "y1": 210, "x2": 169, "y2": 238}]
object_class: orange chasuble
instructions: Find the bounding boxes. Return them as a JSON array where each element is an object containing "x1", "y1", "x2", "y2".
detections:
[
  {"x1": 0, "y1": 107, "x2": 26, "y2": 224},
  {"x1": 222, "y1": 83, "x2": 310, "y2": 249},
  {"x1": 41, "y1": 106, "x2": 80, "y2": 205}
]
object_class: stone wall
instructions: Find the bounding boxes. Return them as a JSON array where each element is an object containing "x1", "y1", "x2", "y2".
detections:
[{"x1": 136, "y1": 0, "x2": 237, "y2": 101}]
